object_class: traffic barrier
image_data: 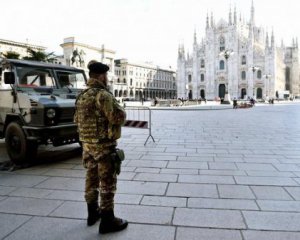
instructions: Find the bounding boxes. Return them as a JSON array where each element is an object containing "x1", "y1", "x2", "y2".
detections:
[{"x1": 124, "y1": 106, "x2": 155, "y2": 145}]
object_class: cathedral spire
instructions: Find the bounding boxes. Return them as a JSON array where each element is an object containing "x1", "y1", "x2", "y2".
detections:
[
  {"x1": 234, "y1": 5, "x2": 237, "y2": 25},
  {"x1": 281, "y1": 39, "x2": 284, "y2": 49},
  {"x1": 193, "y1": 28, "x2": 197, "y2": 45},
  {"x1": 293, "y1": 38, "x2": 295, "y2": 47},
  {"x1": 206, "y1": 12, "x2": 210, "y2": 29},
  {"x1": 210, "y1": 12, "x2": 214, "y2": 28},
  {"x1": 251, "y1": 0, "x2": 255, "y2": 26},
  {"x1": 271, "y1": 28, "x2": 275, "y2": 48},
  {"x1": 265, "y1": 32, "x2": 269, "y2": 48},
  {"x1": 229, "y1": 5, "x2": 232, "y2": 25}
]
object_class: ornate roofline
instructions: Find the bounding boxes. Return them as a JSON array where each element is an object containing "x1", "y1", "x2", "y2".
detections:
[{"x1": 0, "y1": 38, "x2": 46, "y2": 50}]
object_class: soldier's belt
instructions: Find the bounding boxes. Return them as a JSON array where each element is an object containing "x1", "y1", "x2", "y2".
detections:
[{"x1": 82, "y1": 139, "x2": 115, "y2": 144}]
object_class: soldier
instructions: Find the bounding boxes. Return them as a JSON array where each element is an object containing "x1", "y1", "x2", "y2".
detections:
[{"x1": 74, "y1": 62, "x2": 128, "y2": 234}]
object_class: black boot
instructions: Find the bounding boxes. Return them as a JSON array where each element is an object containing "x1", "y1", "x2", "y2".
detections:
[
  {"x1": 99, "y1": 210, "x2": 128, "y2": 234},
  {"x1": 87, "y1": 203, "x2": 101, "y2": 226}
]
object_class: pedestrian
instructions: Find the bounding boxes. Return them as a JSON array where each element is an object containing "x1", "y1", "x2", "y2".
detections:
[
  {"x1": 233, "y1": 98, "x2": 238, "y2": 109},
  {"x1": 74, "y1": 62, "x2": 128, "y2": 234}
]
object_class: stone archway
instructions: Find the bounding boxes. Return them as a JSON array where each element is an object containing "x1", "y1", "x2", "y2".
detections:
[
  {"x1": 200, "y1": 89, "x2": 205, "y2": 99},
  {"x1": 129, "y1": 90, "x2": 134, "y2": 98},
  {"x1": 256, "y1": 88, "x2": 263, "y2": 99},
  {"x1": 139, "y1": 91, "x2": 143, "y2": 100},
  {"x1": 188, "y1": 90, "x2": 193, "y2": 100},
  {"x1": 118, "y1": 90, "x2": 122, "y2": 97},
  {"x1": 219, "y1": 84, "x2": 226, "y2": 99},
  {"x1": 241, "y1": 88, "x2": 247, "y2": 99}
]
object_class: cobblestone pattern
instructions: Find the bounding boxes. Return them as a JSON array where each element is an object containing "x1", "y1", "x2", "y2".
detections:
[{"x1": 1, "y1": 104, "x2": 300, "y2": 239}]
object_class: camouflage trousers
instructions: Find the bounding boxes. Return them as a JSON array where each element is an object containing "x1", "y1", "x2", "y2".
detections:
[{"x1": 82, "y1": 142, "x2": 117, "y2": 211}]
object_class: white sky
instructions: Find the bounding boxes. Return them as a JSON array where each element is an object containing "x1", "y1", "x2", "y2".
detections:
[{"x1": 1, "y1": 0, "x2": 300, "y2": 68}]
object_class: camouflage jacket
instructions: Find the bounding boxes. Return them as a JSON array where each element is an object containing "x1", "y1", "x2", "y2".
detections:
[{"x1": 74, "y1": 78, "x2": 126, "y2": 144}]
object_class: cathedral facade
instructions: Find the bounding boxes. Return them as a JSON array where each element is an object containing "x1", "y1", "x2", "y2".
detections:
[{"x1": 177, "y1": 2, "x2": 300, "y2": 100}]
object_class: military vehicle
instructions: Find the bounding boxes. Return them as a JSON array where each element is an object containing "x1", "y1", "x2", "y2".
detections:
[{"x1": 0, "y1": 59, "x2": 86, "y2": 164}]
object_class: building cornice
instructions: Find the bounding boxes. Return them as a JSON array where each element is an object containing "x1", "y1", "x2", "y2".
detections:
[
  {"x1": 60, "y1": 41, "x2": 116, "y2": 54},
  {"x1": 0, "y1": 38, "x2": 46, "y2": 50}
]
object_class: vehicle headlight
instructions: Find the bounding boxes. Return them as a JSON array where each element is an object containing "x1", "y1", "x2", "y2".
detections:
[{"x1": 46, "y1": 108, "x2": 56, "y2": 119}]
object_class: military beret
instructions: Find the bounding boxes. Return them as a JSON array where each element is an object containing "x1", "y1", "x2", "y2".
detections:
[{"x1": 88, "y1": 62, "x2": 109, "y2": 74}]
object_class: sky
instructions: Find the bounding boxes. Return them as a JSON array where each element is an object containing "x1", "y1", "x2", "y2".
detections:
[{"x1": 1, "y1": 0, "x2": 300, "y2": 68}]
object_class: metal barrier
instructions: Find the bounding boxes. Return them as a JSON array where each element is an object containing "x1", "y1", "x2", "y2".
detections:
[
  {"x1": 157, "y1": 99, "x2": 181, "y2": 107},
  {"x1": 124, "y1": 106, "x2": 155, "y2": 145}
]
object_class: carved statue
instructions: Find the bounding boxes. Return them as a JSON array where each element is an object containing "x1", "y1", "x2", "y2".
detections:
[{"x1": 71, "y1": 48, "x2": 85, "y2": 68}]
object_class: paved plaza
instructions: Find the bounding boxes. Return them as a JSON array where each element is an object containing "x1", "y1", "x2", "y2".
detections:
[{"x1": 1, "y1": 103, "x2": 300, "y2": 239}]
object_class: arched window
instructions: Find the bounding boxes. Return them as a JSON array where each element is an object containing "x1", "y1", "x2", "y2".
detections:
[
  {"x1": 220, "y1": 60, "x2": 225, "y2": 70},
  {"x1": 201, "y1": 74, "x2": 205, "y2": 82},
  {"x1": 130, "y1": 79, "x2": 133, "y2": 86},
  {"x1": 220, "y1": 36, "x2": 225, "y2": 52},
  {"x1": 188, "y1": 74, "x2": 192, "y2": 83},
  {"x1": 123, "y1": 78, "x2": 126, "y2": 83},
  {"x1": 241, "y1": 71, "x2": 246, "y2": 80},
  {"x1": 117, "y1": 78, "x2": 120, "y2": 83},
  {"x1": 114, "y1": 90, "x2": 118, "y2": 97},
  {"x1": 201, "y1": 59, "x2": 205, "y2": 68},
  {"x1": 257, "y1": 70, "x2": 262, "y2": 79},
  {"x1": 241, "y1": 56, "x2": 247, "y2": 65}
]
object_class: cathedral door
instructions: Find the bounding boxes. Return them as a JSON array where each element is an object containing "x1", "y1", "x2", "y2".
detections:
[
  {"x1": 241, "y1": 88, "x2": 247, "y2": 99},
  {"x1": 256, "y1": 88, "x2": 263, "y2": 99},
  {"x1": 200, "y1": 89, "x2": 205, "y2": 99},
  {"x1": 188, "y1": 90, "x2": 193, "y2": 100},
  {"x1": 218, "y1": 84, "x2": 226, "y2": 99}
]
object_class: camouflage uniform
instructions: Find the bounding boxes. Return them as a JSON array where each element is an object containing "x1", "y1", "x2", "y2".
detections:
[{"x1": 74, "y1": 78, "x2": 126, "y2": 211}]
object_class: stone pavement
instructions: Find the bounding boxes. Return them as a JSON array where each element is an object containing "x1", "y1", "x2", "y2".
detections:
[{"x1": 1, "y1": 103, "x2": 300, "y2": 239}]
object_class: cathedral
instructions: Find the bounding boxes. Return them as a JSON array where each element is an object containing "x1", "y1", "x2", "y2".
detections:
[{"x1": 177, "y1": 1, "x2": 300, "y2": 100}]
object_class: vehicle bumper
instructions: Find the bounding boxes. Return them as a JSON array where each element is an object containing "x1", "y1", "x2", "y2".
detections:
[{"x1": 23, "y1": 124, "x2": 79, "y2": 146}]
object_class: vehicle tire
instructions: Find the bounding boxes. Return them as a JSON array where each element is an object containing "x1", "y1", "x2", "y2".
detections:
[{"x1": 5, "y1": 121, "x2": 38, "y2": 165}]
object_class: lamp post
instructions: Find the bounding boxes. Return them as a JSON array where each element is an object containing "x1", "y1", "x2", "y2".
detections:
[
  {"x1": 220, "y1": 49, "x2": 234, "y2": 104},
  {"x1": 250, "y1": 66, "x2": 260, "y2": 98}
]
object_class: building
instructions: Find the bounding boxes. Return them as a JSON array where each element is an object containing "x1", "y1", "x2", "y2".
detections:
[
  {"x1": 0, "y1": 38, "x2": 46, "y2": 58},
  {"x1": 177, "y1": 1, "x2": 300, "y2": 100},
  {"x1": 114, "y1": 59, "x2": 176, "y2": 100},
  {"x1": 60, "y1": 37, "x2": 116, "y2": 88},
  {"x1": 0, "y1": 37, "x2": 177, "y2": 98}
]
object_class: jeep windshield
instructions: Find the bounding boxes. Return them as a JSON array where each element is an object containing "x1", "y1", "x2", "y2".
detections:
[{"x1": 16, "y1": 66, "x2": 86, "y2": 93}]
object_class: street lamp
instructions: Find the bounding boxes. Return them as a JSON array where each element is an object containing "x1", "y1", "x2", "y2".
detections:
[
  {"x1": 250, "y1": 66, "x2": 260, "y2": 98},
  {"x1": 220, "y1": 49, "x2": 234, "y2": 103}
]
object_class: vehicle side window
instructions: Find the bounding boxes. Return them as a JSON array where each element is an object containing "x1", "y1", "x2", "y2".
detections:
[
  {"x1": 17, "y1": 68, "x2": 55, "y2": 88},
  {"x1": 57, "y1": 71, "x2": 86, "y2": 89}
]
